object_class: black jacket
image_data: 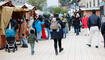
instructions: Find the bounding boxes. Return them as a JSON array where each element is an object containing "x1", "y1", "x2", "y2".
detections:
[
  {"x1": 101, "y1": 22, "x2": 105, "y2": 35},
  {"x1": 88, "y1": 14, "x2": 101, "y2": 29},
  {"x1": 73, "y1": 18, "x2": 80, "y2": 29}
]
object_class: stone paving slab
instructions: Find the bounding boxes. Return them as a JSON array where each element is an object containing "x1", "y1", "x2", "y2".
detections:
[{"x1": 0, "y1": 29, "x2": 105, "y2": 60}]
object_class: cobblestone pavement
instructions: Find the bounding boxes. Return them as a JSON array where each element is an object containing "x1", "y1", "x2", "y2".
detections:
[{"x1": 0, "y1": 29, "x2": 105, "y2": 60}]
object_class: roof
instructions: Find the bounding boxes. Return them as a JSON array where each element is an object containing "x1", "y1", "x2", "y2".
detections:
[
  {"x1": 0, "y1": 1, "x2": 15, "y2": 7},
  {"x1": 15, "y1": 3, "x2": 34, "y2": 10},
  {"x1": 24, "y1": 3, "x2": 34, "y2": 10},
  {"x1": 81, "y1": 7, "x2": 100, "y2": 11}
]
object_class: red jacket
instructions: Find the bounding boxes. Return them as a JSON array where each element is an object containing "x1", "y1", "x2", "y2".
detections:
[{"x1": 82, "y1": 16, "x2": 88, "y2": 28}]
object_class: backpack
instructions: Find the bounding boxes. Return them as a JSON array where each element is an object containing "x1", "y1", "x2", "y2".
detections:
[{"x1": 50, "y1": 21, "x2": 59, "y2": 30}]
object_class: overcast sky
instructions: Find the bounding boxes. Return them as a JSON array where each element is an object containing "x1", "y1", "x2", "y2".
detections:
[{"x1": 47, "y1": 0, "x2": 59, "y2": 7}]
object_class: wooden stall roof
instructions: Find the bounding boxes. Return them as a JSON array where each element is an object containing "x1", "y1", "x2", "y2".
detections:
[
  {"x1": 13, "y1": 7, "x2": 28, "y2": 12},
  {"x1": 32, "y1": 6, "x2": 37, "y2": 11},
  {"x1": 0, "y1": 1, "x2": 15, "y2": 7},
  {"x1": 22, "y1": 5, "x2": 28, "y2": 9}
]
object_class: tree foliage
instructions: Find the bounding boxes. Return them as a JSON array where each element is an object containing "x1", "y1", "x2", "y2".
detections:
[
  {"x1": 60, "y1": 0, "x2": 80, "y2": 6},
  {"x1": 60, "y1": 0, "x2": 71, "y2": 6},
  {"x1": 48, "y1": 7, "x2": 68, "y2": 14},
  {"x1": 28, "y1": 0, "x2": 46, "y2": 10}
]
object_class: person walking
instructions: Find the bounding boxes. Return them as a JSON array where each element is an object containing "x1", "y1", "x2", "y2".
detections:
[
  {"x1": 50, "y1": 17, "x2": 64, "y2": 55},
  {"x1": 87, "y1": 10, "x2": 101, "y2": 48},
  {"x1": 33, "y1": 16, "x2": 44, "y2": 40},
  {"x1": 62, "y1": 16, "x2": 68, "y2": 38},
  {"x1": 66, "y1": 14, "x2": 72, "y2": 31},
  {"x1": 73, "y1": 14, "x2": 80, "y2": 36},
  {"x1": 82, "y1": 13, "x2": 89, "y2": 36},
  {"x1": 27, "y1": 29, "x2": 38, "y2": 55},
  {"x1": 101, "y1": 22, "x2": 105, "y2": 48}
]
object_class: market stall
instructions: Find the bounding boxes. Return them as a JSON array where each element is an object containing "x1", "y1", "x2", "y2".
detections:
[
  {"x1": 0, "y1": 6, "x2": 28, "y2": 49},
  {"x1": 0, "y1": 6, "x2": 14, "y2": 49}
]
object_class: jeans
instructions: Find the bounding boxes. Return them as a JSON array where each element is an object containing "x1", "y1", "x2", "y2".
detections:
[
  {"x1": 30, "y1": 43, "x2": 35, "y2": 55},
  {"x1": 21, "y1": 38, "x2": 27, "y2": 45},
  {"x1": 37, "y1": 31, "x2": 42, "y2": 40},
  {"x1": 75, "y1": 28, "x2": 79, "y2": 35},
  {"x1": 63, "y1": 28, "x2": 66, "y2": 38},
  {"x1": 46, "y1": 28, "x2": 50, "y2": 40}
]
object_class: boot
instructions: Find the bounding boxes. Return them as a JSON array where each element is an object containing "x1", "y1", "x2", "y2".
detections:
[
  {"x1": 55, "y1": 49, "x2": 58, "y2": 55},
  {"x1": 59, "y1": 48, "x2": 64, "y2": 52}
]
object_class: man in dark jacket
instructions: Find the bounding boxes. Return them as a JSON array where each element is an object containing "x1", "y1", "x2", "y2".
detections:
[
  {"x1": 101, "y1": 22, "x2": 105, "y2": 48},
  {"x1": 87, "y1": 10, "x2": 101, "y2": 48}
]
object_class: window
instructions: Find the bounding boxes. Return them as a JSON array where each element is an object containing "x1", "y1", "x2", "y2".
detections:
[
  {"x1": 87, "y1": 3, "x2": 88, "y2": 8},
  {"x1": 90, "y1": 1, "x2": 91, "y2": 7},
  {"x1": 93, "y1": 0, "x2": 95, "y2": 6},
  {"x1": 98, "y1": 0, "x2": 99, "y2": 6}
]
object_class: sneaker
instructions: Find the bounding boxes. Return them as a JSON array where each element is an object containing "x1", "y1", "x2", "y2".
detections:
[
  {"x1": 96, "y1": 46, "x2": 98, "y2": 48},
  {"x1": 86, "y1": 44, "x2": 91, "y2": 47},
  {"x1": 59, "y1": 48, "x2": 64, "y2": 52}
]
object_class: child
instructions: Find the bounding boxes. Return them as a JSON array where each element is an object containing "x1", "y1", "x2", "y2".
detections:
[{"x1": 27, "y1": 29, "x2": 38, "y2": 55}]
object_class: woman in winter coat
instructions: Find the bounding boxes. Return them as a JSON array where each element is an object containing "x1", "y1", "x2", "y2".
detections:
[
  {"x1": 73, "y1": 14, "x2": 80, "y2": 35},
  {"x1": 33, "y1": 16, "x2": 44, "y2": 40},
  {"x1": 50, "y1": 17, "x2": 64, "y2": 55},
  {"x1": 82, "y1": 13, "x2": 89, "y2": 36}
]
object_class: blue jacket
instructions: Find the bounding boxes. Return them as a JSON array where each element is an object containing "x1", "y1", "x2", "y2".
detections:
[{"x1": 34, "y1": 20, "x2": 44, "y2": 32}]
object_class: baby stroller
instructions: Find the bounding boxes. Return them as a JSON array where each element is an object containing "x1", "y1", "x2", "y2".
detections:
[{"x1": 5, "y1": 27, "x2": 17, "y2": 52}]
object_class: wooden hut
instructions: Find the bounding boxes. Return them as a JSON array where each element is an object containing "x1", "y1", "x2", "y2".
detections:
[{"x1": 0, "y1": 2, "x2": 28, "y2": 49}]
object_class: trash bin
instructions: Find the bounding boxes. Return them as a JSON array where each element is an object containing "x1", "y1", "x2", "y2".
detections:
[{"x1": 0, "y1": 35, "x2": 6, "y2": 49}]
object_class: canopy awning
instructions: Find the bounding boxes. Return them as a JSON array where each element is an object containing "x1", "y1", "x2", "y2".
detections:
[{"x1": 81, "y1": 7, "x2": 100, "y2": 11}]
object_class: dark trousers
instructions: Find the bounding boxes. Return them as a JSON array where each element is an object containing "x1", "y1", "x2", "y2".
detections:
[
  {"x1": 79, "y1": 27, "x2": 81, "y2": 32},
  {"x1": 103, "y1": 34, "x2": 105, "y2": 47},
  {"x1": 34, "y1": 28, "x2": 37, "y2": 37},
  {"x1": 68, "y1": 23, "x2": 71, "y2": 31},
  {"x1": 54, "y1": 39, "x2": 62, "y2": 52}
]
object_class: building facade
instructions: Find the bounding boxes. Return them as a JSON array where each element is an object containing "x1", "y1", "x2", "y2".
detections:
[{"x1": 79, "y1": 0, "x2": 103, "y2": 16}]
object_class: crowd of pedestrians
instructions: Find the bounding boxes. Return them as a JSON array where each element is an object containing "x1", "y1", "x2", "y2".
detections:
[{"x1": 5, "y1": 9, "x2": 105, "y2": 56}]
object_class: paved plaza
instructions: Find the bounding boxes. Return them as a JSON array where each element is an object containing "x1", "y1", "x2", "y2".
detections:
[{"x1": 0, "y1": 29, "x2": 105, "y2": 60}]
